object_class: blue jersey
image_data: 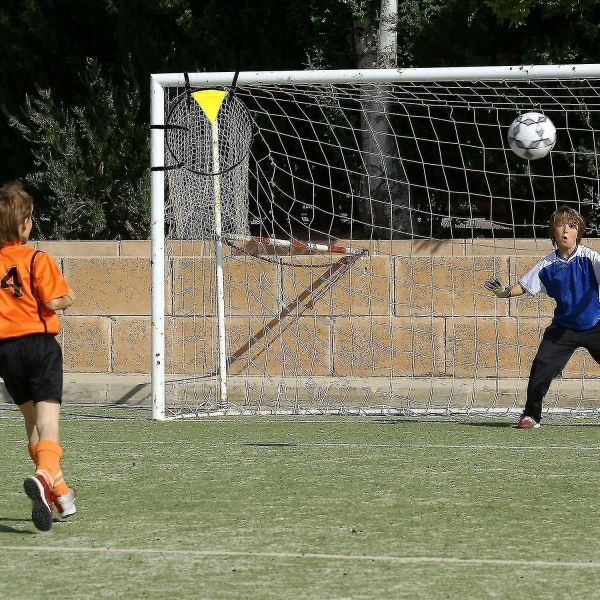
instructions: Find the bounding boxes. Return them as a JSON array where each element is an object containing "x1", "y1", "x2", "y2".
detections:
[{"x1": 519, "y1": 244, "x2": 600, "y2": 331}]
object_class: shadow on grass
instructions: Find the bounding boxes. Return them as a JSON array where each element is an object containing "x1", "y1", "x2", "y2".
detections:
[{"x1": 0, "y1": 519, "x2": 37, "y2": 535}]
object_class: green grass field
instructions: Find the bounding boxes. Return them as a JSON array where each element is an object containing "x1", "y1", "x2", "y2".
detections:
[{"x1": 1, "y1": 405, "x2": 599, "y2": 599}]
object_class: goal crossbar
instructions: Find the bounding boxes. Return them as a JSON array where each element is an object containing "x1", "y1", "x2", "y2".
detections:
[{"x1": 152, "y1": 64, "x2": 600, "y2": 88}]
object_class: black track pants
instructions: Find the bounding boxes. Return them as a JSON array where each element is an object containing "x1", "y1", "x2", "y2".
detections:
[{"x1": 525, "y1": 321, "x2": 600, "y2": 421}]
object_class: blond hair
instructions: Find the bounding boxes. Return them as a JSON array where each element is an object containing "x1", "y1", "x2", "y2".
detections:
[
  {"x1": 549, "y1": 205, "x2": 585, "y2": 247},
  {"x1": 0, "y1": 181, "x2": 33, "y2": 246}
]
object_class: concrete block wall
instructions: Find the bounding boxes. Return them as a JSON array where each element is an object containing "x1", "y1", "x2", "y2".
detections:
[{"x1": 35, "y1": 238, "x2": 600, "y2": 387}]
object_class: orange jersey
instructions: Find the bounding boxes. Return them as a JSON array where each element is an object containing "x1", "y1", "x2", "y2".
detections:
[{"x1": 0, "y1": 242, "x2": 69, "y2": 339}]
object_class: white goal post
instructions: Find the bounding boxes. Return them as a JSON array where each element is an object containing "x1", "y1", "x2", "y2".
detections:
[{"x1": 150, "y1": 64, "x2": 600, "y2": 420}]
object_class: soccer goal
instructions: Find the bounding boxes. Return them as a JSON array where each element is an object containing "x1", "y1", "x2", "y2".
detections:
[{"x1": 150, "y1": 64, "x2": 600, "y2": 420}]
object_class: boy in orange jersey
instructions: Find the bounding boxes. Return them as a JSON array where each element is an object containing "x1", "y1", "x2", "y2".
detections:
[{"x1": 0, "y1": 181, "x2": 76, "y2": 531}]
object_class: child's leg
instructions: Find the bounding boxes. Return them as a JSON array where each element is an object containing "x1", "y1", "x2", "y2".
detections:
[
  {"x1": 30, "y1": 399, "x2": 71, "y2": 496},
  {"x1": 18, "y1": 400, "x2": 40, "y2": 466},
  {"x1": 20, "y1": 399, "x2": 72, "y2": 497},
  {"x1": 17, "y1": 399, "x2": 38, "y2": 441},
  {"x1": 581, "y1": 321, "x2": 600, "y2": 365},
  {"x1": 526, "y1": 324, "x2": 577, "y2": 421},
  {"x1": 32, "y1": 399, "x2": 60, "y2": 486}
]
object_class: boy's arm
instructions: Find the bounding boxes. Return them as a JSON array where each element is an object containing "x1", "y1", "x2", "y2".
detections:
[
  {"x1": 33, "y1": 252, "x2": 76, "y2": 311},
  {"x1": 484, "y1": 277, "x2": 524, "y2": 298},
  {"x1": 45, "y1": 288, "x2": 76, "y2": 311}
]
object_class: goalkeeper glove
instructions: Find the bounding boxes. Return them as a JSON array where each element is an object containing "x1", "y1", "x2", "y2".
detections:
[{"x1": 484, "y1": 276, "x2": 512, "y2": 298}]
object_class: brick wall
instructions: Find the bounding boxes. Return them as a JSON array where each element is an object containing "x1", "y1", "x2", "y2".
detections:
[{"x1": 37, "y1": 238, "x2": 600, "y2": 383}]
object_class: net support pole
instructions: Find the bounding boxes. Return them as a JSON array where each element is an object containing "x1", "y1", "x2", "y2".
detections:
[
  {"x1": 150, "y1": 75, "x2": 166, "y2": 420},
  {"x1": 212, "y1": 117, "x2": 228, "y2": 405},
  {"x1": 192, "y1": 89, "x2": 230, "y2": 405}
]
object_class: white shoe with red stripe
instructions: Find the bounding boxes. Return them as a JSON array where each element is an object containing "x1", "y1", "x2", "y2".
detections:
[{"x1": 54, "y1": 488, "x2": 77, "y2": 518}]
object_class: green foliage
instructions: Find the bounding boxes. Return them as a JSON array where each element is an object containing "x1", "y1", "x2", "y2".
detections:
[
  {"x1": 10, "y1": 60, "x2": 150, "y2": 240},
  {"x1": 307, "y1": 0, "x2": 356, "y2": 68},
  {"x1": 0, "y1": 0, "x2": 116, "y2": 184},
  {"x1": 486, "y1": 0, "x2": 600, "y2": 26},
  {"x1": 484, "y1": 0, "x2": 600, "y2": 63},
  {"x1": 396, "y1": 0, "x2": 446, "y2": 66},
  {"x1": 3, "y1": 1, "x2": 600, "y2": 239},
  {"x1": 484, "y1": 0, "x2": 537, "y2": 25}
]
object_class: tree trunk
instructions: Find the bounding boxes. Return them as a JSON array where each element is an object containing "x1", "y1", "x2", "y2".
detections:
[{"x1": 353, "y1": 0, "x2": 414, "y2": 239}]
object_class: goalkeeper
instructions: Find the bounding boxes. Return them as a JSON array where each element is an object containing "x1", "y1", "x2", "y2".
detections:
[{"x1": 484, "y1": 205, "x2": 600, "y2": 429}]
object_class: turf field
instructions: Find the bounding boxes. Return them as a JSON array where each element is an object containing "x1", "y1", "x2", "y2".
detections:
[{"x1": 1, "y1": 405, "x2": 599, "y2": 599}]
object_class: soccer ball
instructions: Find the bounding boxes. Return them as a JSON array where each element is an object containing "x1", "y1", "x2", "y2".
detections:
[{"x1": 507, "y1": 112, "x2": 556, "y2": 160}]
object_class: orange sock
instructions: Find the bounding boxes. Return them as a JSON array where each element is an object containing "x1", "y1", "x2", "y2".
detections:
[
  {"x1": 28, "y1": 443, "x2": 38, "y2": 465},
  {"x1": 52, "y1": 470, "x2": 70, "y2": 497},
  {"x1": 36, "y1": 439, "x2": 63, "y2": 488}
]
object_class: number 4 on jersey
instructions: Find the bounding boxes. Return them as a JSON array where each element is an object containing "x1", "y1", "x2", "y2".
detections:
[{"x1": 1, "y1": 266, "x2": 23, "y2": 297}]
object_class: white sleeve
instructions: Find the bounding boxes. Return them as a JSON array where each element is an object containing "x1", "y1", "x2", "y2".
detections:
[
  {"x1": 518, "y1": 258, "x2": 547, "y2": 296},
  {"x1": 588, "y1": 248, "x2": 600, "y2": 284},
  {"x1": 571, "y1": 245, "x2": 600, "y2": 284}
]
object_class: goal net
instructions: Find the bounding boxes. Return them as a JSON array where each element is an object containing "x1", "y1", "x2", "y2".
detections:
[{"x1": 150, "y1": 65, "x2": 600, "y2": 419}]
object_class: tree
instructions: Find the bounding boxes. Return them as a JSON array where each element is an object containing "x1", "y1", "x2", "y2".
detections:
[
  {"x1": 348, "y1": 1, "x2": 415, "y2": 238},
  {"x1": 10, "y1": 60, "x2": 150, "y2": 239},
  {"x1": 2, "y1": 0, "x2": 318, "y2": 239},
  {"x1": 0, "y1": 0, "x2": 119, "y2": 184},
  {"x1": 4, "y1": 0, "x2": 600, "y2": 239},
  {"x1": 308, "y1": 1, "x2": 413, "y2": 238}
]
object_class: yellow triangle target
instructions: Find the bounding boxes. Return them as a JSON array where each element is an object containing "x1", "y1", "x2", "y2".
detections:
[{"x1": 191, "y1": 90, "x2": 228, "y2": 124}]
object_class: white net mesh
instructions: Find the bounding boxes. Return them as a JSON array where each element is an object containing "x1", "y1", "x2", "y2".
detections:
[
  {"x1": 165, "y1": 90, "x2": 252, "y2": 239},
  {"x1": 154, "y1": 68, "x2": 600, "y2": 418}
]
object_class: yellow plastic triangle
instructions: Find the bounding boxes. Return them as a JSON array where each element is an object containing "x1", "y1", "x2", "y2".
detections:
[{"x1": 191, "y1": 90, "x2": 228, "y2": 123}]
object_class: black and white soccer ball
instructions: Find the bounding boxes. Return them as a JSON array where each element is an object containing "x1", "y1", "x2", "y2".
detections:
[{"x1": 507, "y1": 112, "x2": 556, "y2": 160}]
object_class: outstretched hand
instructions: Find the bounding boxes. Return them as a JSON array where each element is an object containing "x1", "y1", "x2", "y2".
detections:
[{"x1": 484, "y1": 276, "x2": 512, "y2": 298}]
